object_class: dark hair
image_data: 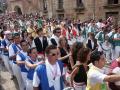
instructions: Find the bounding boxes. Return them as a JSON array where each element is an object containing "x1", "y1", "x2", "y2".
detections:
[
  {"x1": 20, "y1": 40, "x2": 27, "y2": 46},
  {"x1": 21, "y1": 30, "x2": 28, "y2": 39},
  {"x1": 13, "y1": 33, "x2": 20, "y2": 38},
  {"x1": 90, "y1": 50, "x2": 103, "y2": 65},
  {"x1": 71, "y1": 42, "x2": 84, "y2": 64},
  {"x1": 0, "y1": 31, "x2": 4, "y2": 39},
  {"x1": 29, "y1": 36, "x2": 34, "y2": 40},
  {"x1": 27, "y1": 47, "x2": 36, "y2": 55},
  {"x1": 45, "y1": 45, "x2": 57, "y2": 55},
  {"x1": 37, "y1": 28, "x2": 43, "y2": 34},
  {"x1": 77, "y1": 48, "x2": 91, "y2": 63},
  {"x1": 53, "y1": 27, "x2": 61, "y2": 34},
  {"x1": 99, "y1": 19, "x2": 102, "y2": 22}
]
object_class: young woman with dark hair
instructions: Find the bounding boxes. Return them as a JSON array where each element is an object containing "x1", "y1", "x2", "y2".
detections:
[{"x1": 70, "y1": 48, "x2": 91, "y2": 90}]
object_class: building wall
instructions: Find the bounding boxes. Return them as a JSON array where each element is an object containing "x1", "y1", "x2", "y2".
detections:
[
  {"x1": 7, "y1": 0, "x2": 120, "y2": 24},
  {"x1": 7, "y1": 0, "x2": 41, "y2": 14}
]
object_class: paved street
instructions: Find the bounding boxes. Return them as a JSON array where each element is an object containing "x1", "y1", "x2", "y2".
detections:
[{"x1": 0, "y1": 61, "x2": 18, "y2": 90}]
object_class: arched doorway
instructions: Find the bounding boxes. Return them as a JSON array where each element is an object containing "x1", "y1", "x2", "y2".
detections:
[{"x1": 14, "y1": 6, "x2": 22, "y2": 15}]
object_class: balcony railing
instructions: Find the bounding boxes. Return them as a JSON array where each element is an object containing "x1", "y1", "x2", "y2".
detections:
[{"x1": 104, "y1": 3, "x2": 120, "y2": 8}]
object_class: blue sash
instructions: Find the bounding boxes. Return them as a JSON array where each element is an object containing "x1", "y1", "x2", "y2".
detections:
[
  {"x1": 36, "y1": 60, "x2": 64, "y2": 90},
  {"x1": 12, "y1": 44, "x2": 21, "y2": 64},
  {"x1": 27, "y1": 59, "x2": 35, "y2": 80},
  {"x1": 18, "y1": 52, "x2": 28, "y2": 72},
  {"x1": 2, "y1": 39, "x2": 9, "y2": 55}
]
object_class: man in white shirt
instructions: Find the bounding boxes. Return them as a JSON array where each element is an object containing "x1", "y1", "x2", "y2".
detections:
[
  {"x1": 113, "y1": 27, "x2": 120, "y2": 59},
  {"x1": 1, "y1": 30, "x2": 13, "y2": 77},
  {"x1": 86, "y1": 50, "x2": 120, "y2": 90},
  {"x1": 50, "y1": 27, "x2": 61, "y2": 47},
  {"x1": 9, "y1": 33, "x2": 24, "y2": 90},
  {"x1": 32, "y1": 28, "x2": 49, "y2": 56},
  {"x1": 33, "y1": 45, "x2": 68, "y2": 90},
  {"x1": 16, "y1": 40, "x2": 29, "y2": 89}
]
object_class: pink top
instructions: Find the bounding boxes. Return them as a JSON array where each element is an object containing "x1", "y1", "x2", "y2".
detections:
[{"x1": 110, "y1": 60, "x2": 120, "y2": 73}]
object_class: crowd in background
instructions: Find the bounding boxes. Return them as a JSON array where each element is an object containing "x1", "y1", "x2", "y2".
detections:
[{"x1": 0, "y1": 13, "x2": 120, "y2": 90}]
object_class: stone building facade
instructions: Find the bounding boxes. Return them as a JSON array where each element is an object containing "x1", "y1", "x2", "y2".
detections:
[{"x1": 7, "y1": 0, "x2": 120, "y2": 23}]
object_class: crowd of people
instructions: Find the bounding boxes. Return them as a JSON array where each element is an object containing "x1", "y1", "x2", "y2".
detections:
[{"x1": 0, "y1": 13, "x2": 120, "y2": 90}]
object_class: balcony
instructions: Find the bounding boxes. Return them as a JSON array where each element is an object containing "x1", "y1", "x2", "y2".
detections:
[
  {"x1": 56, "y1": 2, "x2": 64, "y2": 12},
  {"x1": 56, "y1": 8, "x2": 64, "y2": 12},
  {"x1": 43, "y1": 9, "x2": 48, "y2": 13},
  {"x1": 74, "y1": 4, "x2": 85, "y2": 12},
  {"x1": 104, "y1": 3, "x2": 120, "y2": 8}
]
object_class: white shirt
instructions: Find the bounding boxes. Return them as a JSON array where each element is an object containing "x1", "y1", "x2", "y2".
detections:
[
  {"x1": 95, "y1": 31, "x2": 104, "y2": 42},
  {"x1": 16, "y1": 50, "x2": 27, "y2": 61},
  {"x1": 1, "y1": 39, "x2": 10, "y2": 49},
  {"x1": 107, "y1": 31, "x2": 114, "y2": 37},
  {"x1": 87, "y1": 65, "x2": 107, "y2": 85},
  {"x1": 114, "y1": 33, "x2": 120, "y2": 39},
  {"x1": 33, "y1": 59, "x2": 65, "y2": 90},
  {"x1": 76, "y1": 36, "x2": 84, "y2": 43},
  {"x1": 98, "y1": 41, "x2": 112, "y2": 52},
  {"x1": 50, "y1": 35, "x2": 59, "y2": 46},
  {"x1": 9, "y1": 43, "x2": 21, "y2": 57}
]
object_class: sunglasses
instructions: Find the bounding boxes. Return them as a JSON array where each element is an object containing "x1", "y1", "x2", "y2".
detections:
[{"x1": 50, "y1": 53, "x2": 58, "y2": 56}]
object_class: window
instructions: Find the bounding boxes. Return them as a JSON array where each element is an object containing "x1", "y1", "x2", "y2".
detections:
[
  {"x1": 76, "y1": 0, "x2": 83, "y2": 7},
  {"x1": 58, "y1": 0, "x2": 63, "y2": 9},
  {"x1": 108, "y1": 0, "x2": 118, "y2": 4},
  {"x1": 43, "y1": 0, "x2": 47, "y2": 11}
]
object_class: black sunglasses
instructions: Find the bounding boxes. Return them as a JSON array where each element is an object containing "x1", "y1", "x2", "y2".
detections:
[{"x1": 50, "y1": 53, "x2": 58, "y2": 56}]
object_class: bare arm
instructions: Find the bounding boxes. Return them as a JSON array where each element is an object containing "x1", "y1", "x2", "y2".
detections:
[
  {"x1": 104, "y1": 75, "x2": 120, "y2": 82},
  {"x1": 58, "y1": 54, "x2": 70, "y2": 61},
  {"x1": 69, "y1": 55, "x2": 74, "y2": 68},
  {"x1": 25, "y1": 61, "x2": 44, "y2": 69},
  {"x1": 16, "y1": 60, "x2": 25, "y2": 65},
  {"x1": 70, "y1": 67, "x2": 79, "y2": 87}
]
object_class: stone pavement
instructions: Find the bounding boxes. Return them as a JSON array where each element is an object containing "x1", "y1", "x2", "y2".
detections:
[{"x1": 0, "y1": 62, "x2": 18, "y2": 90}]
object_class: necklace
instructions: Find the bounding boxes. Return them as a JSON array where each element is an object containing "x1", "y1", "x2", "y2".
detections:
[{"x1": 49, "y1": 63, "x2": 57, "y2": 80}]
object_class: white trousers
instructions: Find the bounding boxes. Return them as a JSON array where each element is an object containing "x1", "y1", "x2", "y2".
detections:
[
  {"x1": 73, "y1": 82, "x2": 86, "y2": 90},
  {"x1": 115, "y1": 46, "x2": 120, "y2": 59},
  {"x1": 21, "y1": 72, "x2": 27, "y2": 89},
  {"x1": 26, "y1": 79, "x2": 33, "y2": 90},
  {"x1": 3, "y1": 55, "x2": 13, "y2": 74},
  {"x1": 103, "y1": 50, "x2": 112, "y2": 63},
  {"x1": 12, "y1": 63, "x2": 25, "y2": 90},
  {"x1": 111, "y1": 49, "x2": 115, "y2": 60}
]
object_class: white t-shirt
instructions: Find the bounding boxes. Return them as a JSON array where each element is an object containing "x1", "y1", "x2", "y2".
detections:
[{"x1": 87, "y1": 65, "x2": 107, "y2": 85}]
